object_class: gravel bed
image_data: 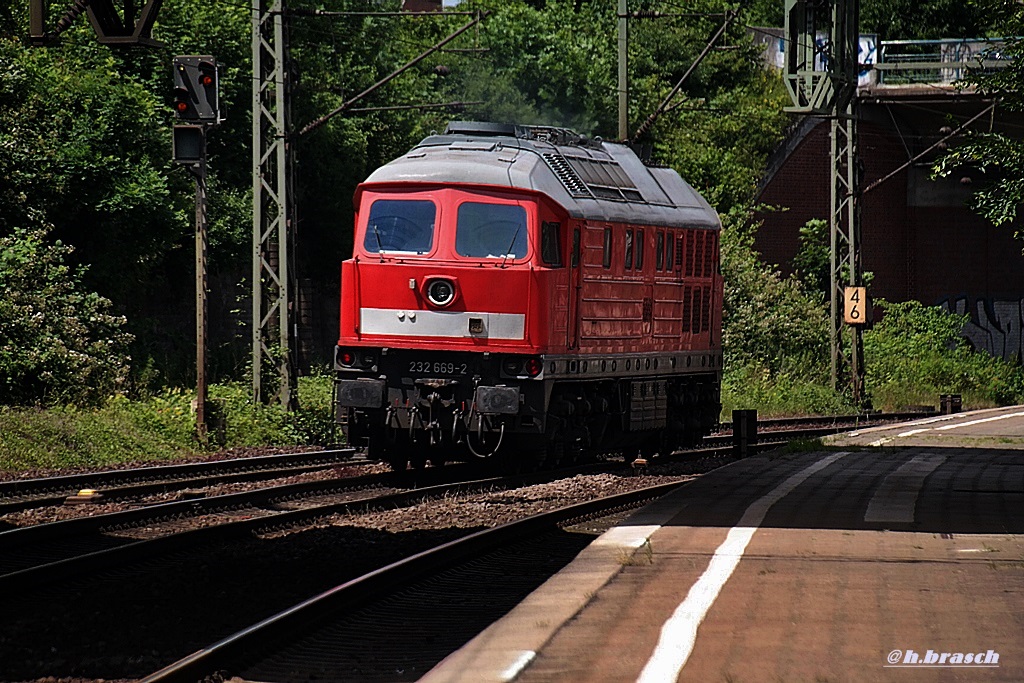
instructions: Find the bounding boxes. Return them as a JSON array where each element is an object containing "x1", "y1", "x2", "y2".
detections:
[
  {"x1": 3, "y1": 454, "x2": 727, "y2": 682},
  {"x1": 0, "y1": 463, "x2": 387, "y2": 528},
  {"x1": 279, "y1": 469, "x2": 698, "y2": 538}
]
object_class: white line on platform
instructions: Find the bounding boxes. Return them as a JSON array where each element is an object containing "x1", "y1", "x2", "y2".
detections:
[
  {"x1": 500, "y1": 651, "x2": 536, "y2": 681},
  {"x1": 635, "y1": 452, "x2": 850, "y2": 683},
  {"x1": 863, "y1": 454, "x2": 946, "y2": 523},
  {"x1": 897, "y1": 428, "x2": 932, "y2": 438},
  {"x1": 935, "y1": 411, "x2": 1024, "y2": 430}
]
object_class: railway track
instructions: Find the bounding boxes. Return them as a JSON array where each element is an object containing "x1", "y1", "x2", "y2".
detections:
[
  {"x1": 141, "y1": 482, "x2": 679, "y2": 683},
  {"x1": 0, "y1": 410, "x2": 931, "y2": 517},
  {"x1": 0, "y1": 461, "x2": 633, "y2": 590},
  {"x1": 136, "y1": 413, "x2": 934, "y2": 682},
  {"x1": 0, "y1": 448, "x2": 364, "y2": 515},
  {"x1": 0, "y1": 412, "x2": 934, "y2": 588},
  {"x1": 2, "y1": 410, "x2": 941, "y2": 680}
]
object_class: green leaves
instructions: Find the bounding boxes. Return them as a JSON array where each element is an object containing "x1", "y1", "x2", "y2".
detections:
[
  {"x1": 934, "y1": 130, "x2": 1024, "y2": 228},
  {"x1": 931, "y1": 7, "x2": 1024, "y2": 230},
  {"x1": 864, "y1": 300, "x2": 1024, "y2": 408},
  {"x1": 0, "y1": 228, "x2": 133, "y2": 406}
]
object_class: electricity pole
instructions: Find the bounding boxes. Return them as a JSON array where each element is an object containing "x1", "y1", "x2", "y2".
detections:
[
  {"x1": 250, "y1": 6, "x2": 487, "y2": 409},
  {"x1": 783, "y1": 0, "x2": 866, "y2": 405},
  {"x1": 252, "y1": 0, "x2": 298, "y2": 410},
  {"x1": 618, "y1": 0, "x2": 628, "y2": 141}
]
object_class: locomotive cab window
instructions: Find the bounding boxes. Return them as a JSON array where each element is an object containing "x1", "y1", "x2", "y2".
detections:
[
  {"x1": 364, "y1": 199, "x2": 436, "y2": 254},
  {"x1": 455, "y1": 202, "x2": 529, "y2": 259},
  {"x1": 541, "y1": 221, "x2": 562, "y2": 266}
]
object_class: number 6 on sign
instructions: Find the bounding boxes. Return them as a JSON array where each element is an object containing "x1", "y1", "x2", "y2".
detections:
[{"x1": 844, "y1": 286, "x2": 868, "y2": 325}]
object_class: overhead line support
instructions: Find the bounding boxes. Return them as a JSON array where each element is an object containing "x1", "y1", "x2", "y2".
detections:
[{"x1": 784, "y1": 0, "x2": 866, "y2": 405}]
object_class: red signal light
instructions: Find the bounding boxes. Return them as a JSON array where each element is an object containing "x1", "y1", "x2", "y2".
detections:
[
  {"x1": 199, "y1": 74, "x2": 214, "y2": 86},
  {"x1": 172, "y1": 86, "x2": 191, "y2": 117}
]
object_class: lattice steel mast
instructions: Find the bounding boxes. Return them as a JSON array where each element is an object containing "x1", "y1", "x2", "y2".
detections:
[
  {"x1": 784, "y1": 0, "x2": 866, "y2": 404},
  {"x1": 252, "y1": 0, "x2": 298, "y2": 409}
]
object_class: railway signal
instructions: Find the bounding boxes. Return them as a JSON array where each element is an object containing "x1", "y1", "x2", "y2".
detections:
[
  {"x1": 172, "y1": 55, "x2": 221, "y2": 124},
  {"x1": 170, "y1": 55, "x2": 220, "y2": 442}
]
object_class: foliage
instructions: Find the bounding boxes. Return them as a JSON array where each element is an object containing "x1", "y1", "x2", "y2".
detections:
[
  {"x1": 0, "y1": 228, "x2": 133, "y2": 406},
  {"x1": 720, "y1": 210, "x2": 831, "y2": 376},
  {"x1": 863, "y1": 300, "x2": 1024, "y2": 409},
  {"x1": 932, "y1": 5, "x2": 1024, "y2": 229},
  {"x1": 935, "y1": 132, "x2": 1024, "y2": 228},
  {"x1": 0, "y1": 31, "x2": 188, "y2": 302},
  {"x1": 791, "y1": 218, "x2": 830, "y2": 297},
  {"x1": 722, "y1": 364, "x2": 853, "y2": 418},
  {"x1": 740, "y1": 0, "x2": 998, "y2": 42},
  {"x1": 0, "y1": 376, "x2": 337, "y2": 473},
  {"x1": 859, "y1": 0, "x2": 995, "y2": 41}
]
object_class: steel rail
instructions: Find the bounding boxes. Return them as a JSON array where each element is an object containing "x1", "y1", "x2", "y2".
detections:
[
  {"x1": 0, "y1": 463, "x2": 616, "y2": 590},
  {"x1": 0, "y1": 448, "x2": 358, "y2": 510},
  {"x1": 140, "y1": 481, "x2": 683, "y2": 683},
  {"x1": 0, "y1": 468, "x2": 397, "y2": 552}
]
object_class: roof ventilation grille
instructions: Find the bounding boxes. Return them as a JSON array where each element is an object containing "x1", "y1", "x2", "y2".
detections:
[{"x1": 542, "y1": 153, "x2": 593, "y2": 198}]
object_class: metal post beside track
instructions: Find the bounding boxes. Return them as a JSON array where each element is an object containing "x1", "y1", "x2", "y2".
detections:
[{"x1": 733, "y1": 409, "x2": 758, "y2": 458}]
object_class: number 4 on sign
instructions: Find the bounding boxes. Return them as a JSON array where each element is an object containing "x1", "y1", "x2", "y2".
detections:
[{"x1": 844, "y1": 286, "x2": 869, "y2": 325}]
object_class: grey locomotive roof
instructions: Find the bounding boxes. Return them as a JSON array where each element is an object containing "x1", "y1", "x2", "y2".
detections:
[{"x1": 361, "y1": 122, "x2": 721, "y2": 231}]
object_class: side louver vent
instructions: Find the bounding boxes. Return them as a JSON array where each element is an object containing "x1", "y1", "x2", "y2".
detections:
[{"x1": 542, "y1": 153, "x2": 593, "y2": 198}]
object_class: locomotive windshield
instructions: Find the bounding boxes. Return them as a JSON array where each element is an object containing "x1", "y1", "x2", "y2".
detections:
[
  {"x1": 455, "y1": 203, "x2": 528, "y2": 259},
  {"x1": 364, "y1": 199, "x2": 436, "y2": 254}
]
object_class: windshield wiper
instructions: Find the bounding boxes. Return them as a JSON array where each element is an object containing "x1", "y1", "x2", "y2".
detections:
[
  {"x1": 371, "y1": 223, "x2": 385, "y2": 262},
  {"x1": 500, "y1": 225, "x2": 522, "y2": 269}
]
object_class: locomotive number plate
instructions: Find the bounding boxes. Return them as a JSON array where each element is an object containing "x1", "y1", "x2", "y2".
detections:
[{"x1": 408, "y1": 361, "x2": 469, "y2": 376}]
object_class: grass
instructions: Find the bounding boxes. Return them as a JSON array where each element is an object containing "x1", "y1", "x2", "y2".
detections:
[{"x1": 0, "y1": 376, "x2": 336, "y2": 474}]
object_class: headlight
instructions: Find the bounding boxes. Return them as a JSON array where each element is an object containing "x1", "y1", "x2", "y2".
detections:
[{"x1": 426, "y1": 278, "x2": 456, "y2": 307}]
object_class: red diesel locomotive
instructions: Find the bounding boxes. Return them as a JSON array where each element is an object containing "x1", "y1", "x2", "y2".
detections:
[{"x1": 335, "y1": 122, "x2": 723, "y2": 470}]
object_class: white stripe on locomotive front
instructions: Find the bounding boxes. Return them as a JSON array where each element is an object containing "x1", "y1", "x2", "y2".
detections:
[{"x1": 360, "y1": 308, "x2": 526, "y2": 340}]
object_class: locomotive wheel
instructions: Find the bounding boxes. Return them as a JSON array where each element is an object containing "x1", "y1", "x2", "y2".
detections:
[{"x1": 368, "y1": 429, "x2": 410, "y2": 472}]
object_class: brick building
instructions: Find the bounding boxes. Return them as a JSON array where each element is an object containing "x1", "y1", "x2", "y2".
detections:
[{"x1": 753, "y1": 86, "x2": 1024, "y2": 361}]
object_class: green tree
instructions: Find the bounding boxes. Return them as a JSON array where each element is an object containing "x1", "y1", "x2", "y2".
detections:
[
  {"x1": 720, "y1": 211, "x2": 830, "y2": 374},
  {"x1": 0, "y1": 228, "x2": 133, "y2": 405},
  {"x1": 859, "y1": 0, "x2": 994, "y2": 40},
  {"x1": 933, "y1": 5, "x2": 1024, "y2": 231}
]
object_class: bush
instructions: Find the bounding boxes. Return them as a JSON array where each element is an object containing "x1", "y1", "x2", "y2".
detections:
[
  {"x1": 722, "y1": 363, "x2": 853, "y2": 418},
  {"x1": 864, "y1": 300, "x2": 1024, "y2": 410},
  {"x1": 0, "y1": 377, "x2": 339, "y2": 473},
  {"x1": 720, "y1": 211, "x2": 831, "y2": 377},
  {"x1": 0, "y1": 228, "x2": 133, "y2": 406}
]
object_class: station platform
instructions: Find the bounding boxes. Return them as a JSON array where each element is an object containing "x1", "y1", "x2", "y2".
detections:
[{"x1": 420, "y1": 406, "x2": 1024, "y2": 682}]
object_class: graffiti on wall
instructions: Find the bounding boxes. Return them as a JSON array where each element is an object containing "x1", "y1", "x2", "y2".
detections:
[{"x1": 940, "y1": 296, "x2": 1024, "y2": 362}]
